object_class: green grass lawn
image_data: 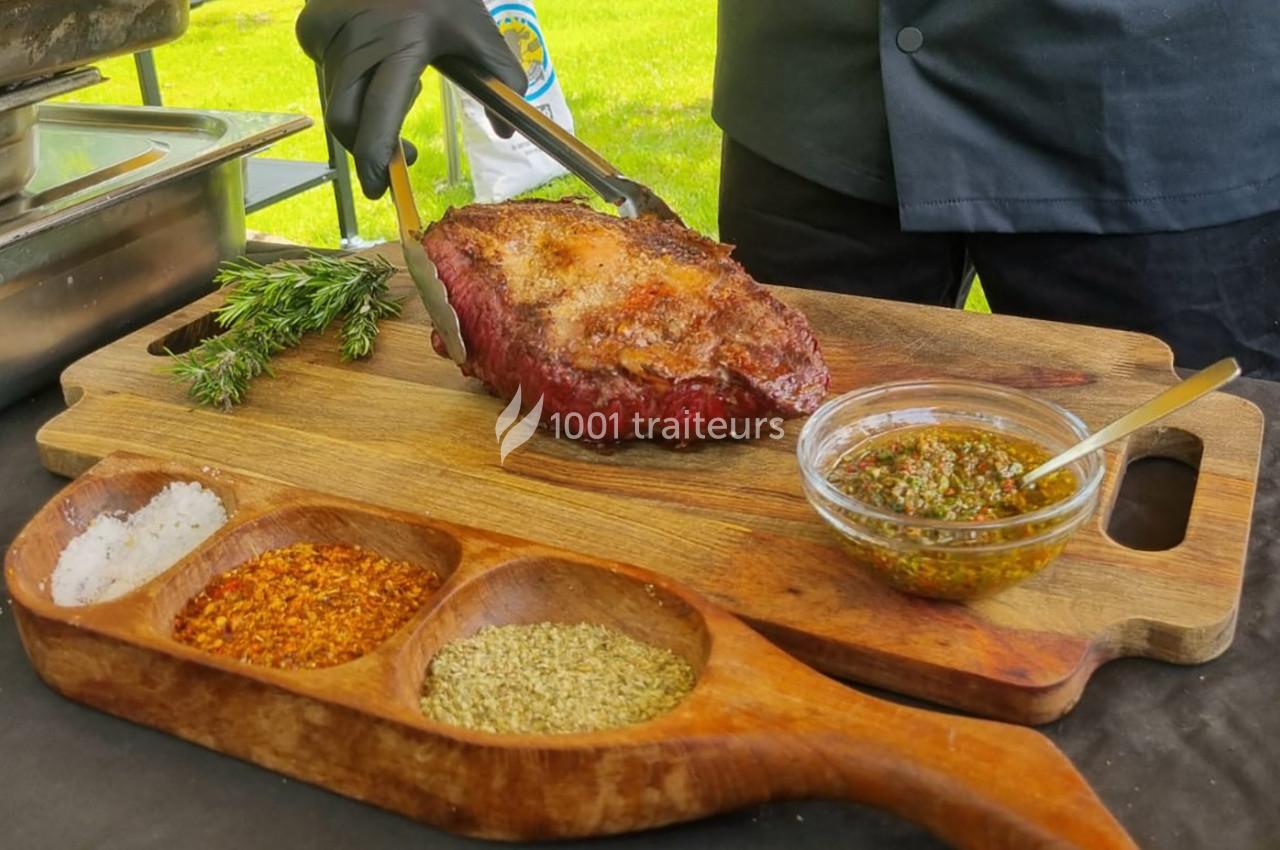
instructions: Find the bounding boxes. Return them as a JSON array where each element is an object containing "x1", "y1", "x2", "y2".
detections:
[
  {"x1": 63, "y1": 0, "x2": 720, "y2": 247},
  {"x1": 62, "y1": 0, "x2": 989, "y2": 310}
]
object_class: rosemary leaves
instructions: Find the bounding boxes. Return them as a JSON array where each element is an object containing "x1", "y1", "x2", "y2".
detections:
[{"x1": 165, "y1": 254, "x2": 403, "y2": 409}]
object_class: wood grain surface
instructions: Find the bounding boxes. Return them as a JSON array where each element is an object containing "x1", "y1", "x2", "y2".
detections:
[
  {"x1": 5, "y1": 454, "x2": 1138, "y2": 849},
  {"x1": 34, "y1": 245, "x2": 1264, "y2": 724}
]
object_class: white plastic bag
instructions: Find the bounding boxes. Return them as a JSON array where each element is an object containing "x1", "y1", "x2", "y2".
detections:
[{"x1": 456, "y1": 1, "x2": 575, "y2": 203}]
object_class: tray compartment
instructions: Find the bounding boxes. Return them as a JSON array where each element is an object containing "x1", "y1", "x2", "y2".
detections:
[
  {"x1": 391, "y1": 555, "x2": 713, "y2": 711},
  {"x1": 149, "y1": 499, "x2": 464, "y2": 671},
  {"x1": 5, "y1": 465, "x2": 240, "y2": 610}
]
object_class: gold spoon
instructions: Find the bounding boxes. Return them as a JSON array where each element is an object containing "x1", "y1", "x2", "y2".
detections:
[{"x1": 1021, "y1": 357, "x2": 1241, "y2": 488}]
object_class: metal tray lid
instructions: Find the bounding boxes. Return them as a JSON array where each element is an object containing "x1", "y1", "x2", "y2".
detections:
[{"x1": 0, "y1": 103, "x2": 311, "y2": 246}]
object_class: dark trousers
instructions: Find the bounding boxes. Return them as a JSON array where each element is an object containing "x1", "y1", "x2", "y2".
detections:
[{"x1": 718, "y1": 138, "x2": 1280, "y2": 379}]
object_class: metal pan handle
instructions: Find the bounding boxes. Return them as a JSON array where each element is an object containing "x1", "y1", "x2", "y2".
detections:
[{"x1": 434, "y1": 56, "x2": 682, "y2": 223}]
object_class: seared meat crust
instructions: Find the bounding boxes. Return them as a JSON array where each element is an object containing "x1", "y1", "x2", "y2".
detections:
[{"x1": 424, "y1": 200, "x2": 830, "y2": 441}]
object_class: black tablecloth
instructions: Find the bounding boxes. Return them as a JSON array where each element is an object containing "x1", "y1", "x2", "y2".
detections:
[{"x1": 2, "y1": 381, "x2": 1276, "y2": 850}]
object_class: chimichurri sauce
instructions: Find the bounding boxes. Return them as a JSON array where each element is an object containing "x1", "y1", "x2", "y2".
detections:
[{"x1": 828, "y1": 426, "x2": 1077, "y2": 522}]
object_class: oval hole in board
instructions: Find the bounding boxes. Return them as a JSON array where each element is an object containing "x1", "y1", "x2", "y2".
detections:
[
  {"x1": 146, "y1": 312, "x2": 223, "y2": 356},
  {"x1": 1106, "y1": 427, "x2": 1204, "y2": 551},
  {"x1": 144, "y1": 249, "x2": 351, "y2": 356}
]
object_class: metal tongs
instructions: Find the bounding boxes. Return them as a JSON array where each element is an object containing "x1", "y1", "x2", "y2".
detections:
[
  {"x1": 387, "y1": 143, "x2": 469, "y2": 364},
  {"x1": 386, "y1": 56, "x2": 683, "y2": 365}
]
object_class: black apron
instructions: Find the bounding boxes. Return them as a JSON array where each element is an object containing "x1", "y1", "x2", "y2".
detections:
[{"x1": 713, "y1": 0, "x2": 1280, "y2": 234}]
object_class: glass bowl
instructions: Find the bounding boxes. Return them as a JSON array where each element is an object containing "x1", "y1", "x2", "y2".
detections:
[{"x1": 797, "y1": 380, "x2": 1105, "y2": 600}]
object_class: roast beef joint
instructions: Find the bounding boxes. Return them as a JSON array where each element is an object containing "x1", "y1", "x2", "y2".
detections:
[{"x1": 423, "y1": 200, "x2": 831, "y2": 443}]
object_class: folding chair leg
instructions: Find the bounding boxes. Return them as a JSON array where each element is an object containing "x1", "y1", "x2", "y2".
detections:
[
  {"x1": 441, "y1": 78, "x2": 464, "y2": 188},
  {"x1": 134, "y1": 50, "x2": 162, "y2": 107},
  {"x1": 314, "y1": 64, "x2": 361, "y2": 245},
  {"x1": 329, "y1": 144, "x2": 360, "y2": 244}
]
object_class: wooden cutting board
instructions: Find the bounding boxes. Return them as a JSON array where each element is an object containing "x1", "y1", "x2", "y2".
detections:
[{"x1": 35, "y1": 245, "x2": 1264, "y2": 724}]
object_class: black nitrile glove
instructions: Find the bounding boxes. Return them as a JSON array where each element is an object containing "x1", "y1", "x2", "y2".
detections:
[{"x1": 296, "y1": 0, "x2": 528, "y2": 199}]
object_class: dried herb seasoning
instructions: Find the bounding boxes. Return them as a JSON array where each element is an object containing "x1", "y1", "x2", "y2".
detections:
[
  {"x1": 420, "y1": 622, "x2": 696, "y2": 734},
  {"x1": 173, "y1": 542, "x2": 440, "y2": 668}
]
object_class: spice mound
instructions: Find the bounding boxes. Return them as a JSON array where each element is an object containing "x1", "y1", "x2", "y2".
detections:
[
  {"x1": 420, "y1": 622, "x2": 696, "y2": 734},
  {"x1": 51, "y1": 481, "x2": 228, "y2": 607},
  {"x1": 173, "y1": 542, "x2": 440, "y2": 669},
  {"x1": 828, "y1": 425, "x2": 1077, "y2": 522}
]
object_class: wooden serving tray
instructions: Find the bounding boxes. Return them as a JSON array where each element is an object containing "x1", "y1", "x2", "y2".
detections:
[
  {"x1": 5, "y1": 453, "x2": 1138, "y2": 849},
  {"x1": 34, "y1": 246, "x2": 1264, "y2": 724}
]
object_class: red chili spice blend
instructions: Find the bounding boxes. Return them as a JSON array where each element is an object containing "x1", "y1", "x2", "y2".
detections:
[{"x1": 172, "y1": 542, "x2": 440, "y2": 669}]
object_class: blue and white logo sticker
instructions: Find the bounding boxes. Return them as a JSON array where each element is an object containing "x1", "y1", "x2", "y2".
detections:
[{"x1": 490, "y1": 3, "x2": 558, "y2": 101}]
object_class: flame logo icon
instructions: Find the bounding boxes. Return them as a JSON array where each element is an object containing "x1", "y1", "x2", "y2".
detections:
[{"x1": 495, "y1": 386, "x2": 544, "y2": 464}]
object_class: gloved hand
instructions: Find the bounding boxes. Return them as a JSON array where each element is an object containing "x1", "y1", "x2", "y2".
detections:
[{"x1": 296, "y1": 0, "x2": 528, "y2": 199}]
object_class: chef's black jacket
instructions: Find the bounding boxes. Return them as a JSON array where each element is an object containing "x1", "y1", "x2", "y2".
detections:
[{"x1": 713, "y1": 1, "x2": 1280, "y2": 234}]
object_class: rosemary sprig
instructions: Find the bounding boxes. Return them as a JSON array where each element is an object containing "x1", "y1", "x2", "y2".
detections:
[{"x1": 165, "y1": 253, "x2": 403, "y2": 410}]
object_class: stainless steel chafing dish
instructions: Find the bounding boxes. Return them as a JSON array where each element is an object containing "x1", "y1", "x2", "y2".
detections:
[
  {"x1": 0, "y1": 0, "x2": 191, "y2": 205},
  {"x1": 0, "y1": 103, "x2": 310, "y2": 407},
  {"x1": 0, "y1": 0, "x2": 190, "y2": 87},
  {"x1": 0, "y1": 1, "x2": 311, "y2": 407}
]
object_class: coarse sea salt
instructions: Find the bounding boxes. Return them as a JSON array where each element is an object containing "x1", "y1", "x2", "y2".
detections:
[{"x1": 50, "y1": 481, "x2": 228, "y2": 607}]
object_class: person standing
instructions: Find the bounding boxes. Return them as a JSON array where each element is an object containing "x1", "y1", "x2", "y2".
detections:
[{"x1": 297, "y1": 0, "x2": 1280, "y2": 378}]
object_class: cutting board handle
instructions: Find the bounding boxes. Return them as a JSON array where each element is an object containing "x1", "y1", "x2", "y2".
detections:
[{"x1": 777, "y1": 675, "x2": 1139, "y2": 850}]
